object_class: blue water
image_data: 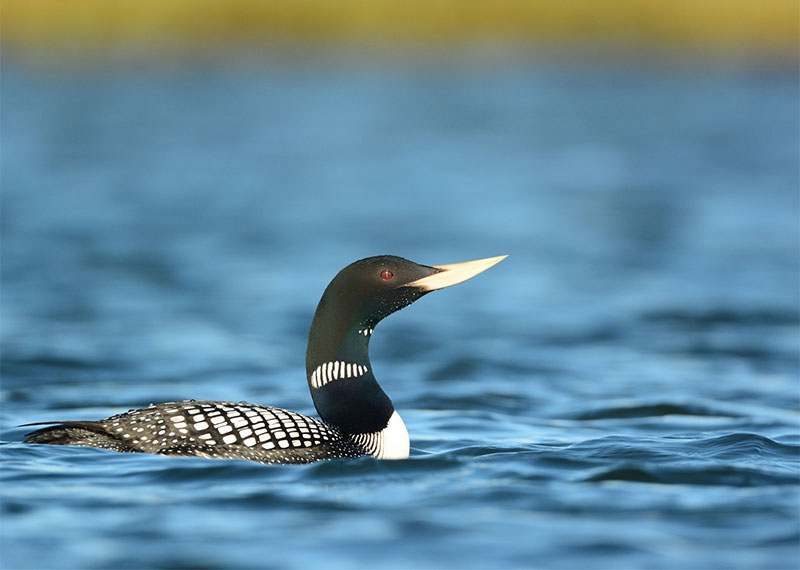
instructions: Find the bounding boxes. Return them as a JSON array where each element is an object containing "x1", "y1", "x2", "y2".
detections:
[{"x1": 1, "y1": 54, "x2": 799, "y2": 570}]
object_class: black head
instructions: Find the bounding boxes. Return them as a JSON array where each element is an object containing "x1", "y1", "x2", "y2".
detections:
[
  {"x1": 326, "y1": 255, "x2": 438, "y2": 326},
  {"x1": 307, "y1": 254, "x2": 506, "y2": 366}
]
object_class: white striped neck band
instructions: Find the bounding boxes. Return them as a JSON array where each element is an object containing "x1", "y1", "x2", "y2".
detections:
[{"x1": 309, "y1": 361, "x2": 369, "y2": 389}]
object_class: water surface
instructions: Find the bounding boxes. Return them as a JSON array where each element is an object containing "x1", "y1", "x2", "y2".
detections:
[{"x1": 1, "y1": 56, "x2": 798, "y2": 569}]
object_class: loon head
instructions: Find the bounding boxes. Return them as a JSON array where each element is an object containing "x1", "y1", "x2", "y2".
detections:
[
  {"x1": 317, "y1": 254, "x2": 506, "y2": 326},
  {"x1": 305, "y1": 255, "x2": 506, "y2": 437}
]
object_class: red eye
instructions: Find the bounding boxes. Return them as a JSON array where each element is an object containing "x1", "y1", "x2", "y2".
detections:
[{"x1": 380, "y1": 269, "x2": 393, "y2": 280}]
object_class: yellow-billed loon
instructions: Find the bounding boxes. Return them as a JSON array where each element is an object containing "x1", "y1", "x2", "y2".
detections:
[{"x1": 24, "y1": 255, "x2": 506, "y2": 464}]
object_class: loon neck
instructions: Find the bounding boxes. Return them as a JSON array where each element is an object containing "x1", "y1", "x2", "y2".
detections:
[{"x1": 306, "y1": 304, "x2": 393, "y2": 435}]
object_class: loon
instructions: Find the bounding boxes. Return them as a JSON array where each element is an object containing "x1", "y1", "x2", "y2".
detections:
[{"x1": 24, "y1": 255, "x2": 506, "y2": 464}]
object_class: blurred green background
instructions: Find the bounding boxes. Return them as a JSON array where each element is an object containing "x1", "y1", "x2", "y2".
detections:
[{"x1": 3, "y1": 0, "x2": 797, "y2": 61}]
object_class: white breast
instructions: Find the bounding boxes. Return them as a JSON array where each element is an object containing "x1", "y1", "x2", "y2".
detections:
[{"x1": 350, "y1": 410, "x2": 409, "y2": 460}]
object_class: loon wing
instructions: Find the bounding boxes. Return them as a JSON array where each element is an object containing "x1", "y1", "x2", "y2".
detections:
[{"x1": 23, "y1": 402, "x2": 365, "y2": 463}]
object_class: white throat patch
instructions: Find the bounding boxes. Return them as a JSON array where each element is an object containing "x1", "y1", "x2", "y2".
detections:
[
  {"x1": 350, "y1": 410, "x2": 409, "y2": 460},
  {"x1": 310, "y1": 361, "x2": 368, "y2": 389}
]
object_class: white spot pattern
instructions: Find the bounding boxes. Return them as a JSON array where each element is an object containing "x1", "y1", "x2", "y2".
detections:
[
  {"x1": 309, "y1": 361, "x2": 368, "y2": 389},
  {"x1": 54, "y1": 400, "x2": 364, "y2": 464}
]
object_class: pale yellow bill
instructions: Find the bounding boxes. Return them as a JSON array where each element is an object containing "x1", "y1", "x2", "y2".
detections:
[{"x1": 407, "y1": 255, "x2": 508, "y2": 292}]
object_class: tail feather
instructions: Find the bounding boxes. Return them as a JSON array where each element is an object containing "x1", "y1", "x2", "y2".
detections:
[{"x1": 23, "y1": 421, "x2": 132, "y2": 451}]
